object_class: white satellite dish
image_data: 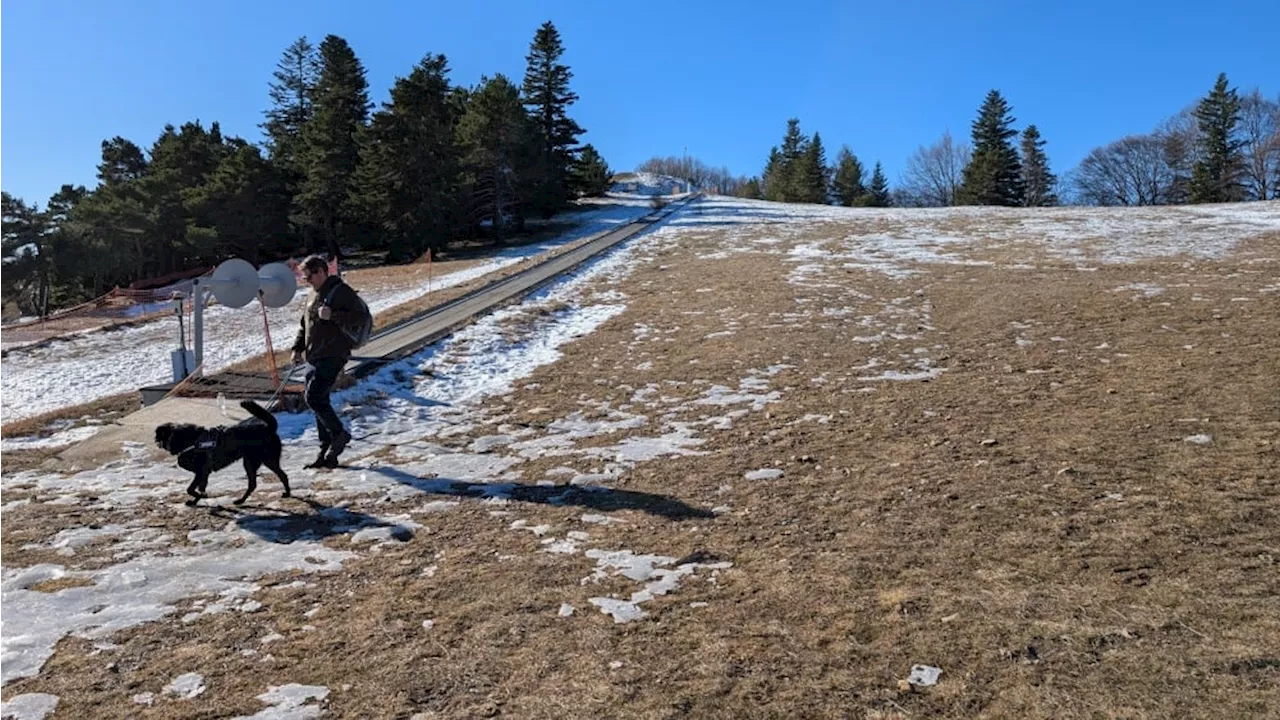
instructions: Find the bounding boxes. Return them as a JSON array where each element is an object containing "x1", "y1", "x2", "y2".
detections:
[
  {"x1": 257, "y1": 262, "x2": 298, "y2": 308},
  {"x1": 208, "y1": 258, "x2": 260, "y2": 308}
]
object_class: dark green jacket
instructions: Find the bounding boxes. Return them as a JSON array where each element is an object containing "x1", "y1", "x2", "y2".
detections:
[{"x1": 292, "y1": 276, "x2": 362, "y2": 362}]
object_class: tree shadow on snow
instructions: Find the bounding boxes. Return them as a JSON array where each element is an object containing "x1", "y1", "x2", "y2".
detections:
[
  {"x1": 213, "y1": 498, "x2": 414, "y2": 544},
  {"x1": 667, "y1": 205, "x2": 809, "y2": 227},
  {"x1": 371, "y1": 466, "x2": 715, "y2": 521}
]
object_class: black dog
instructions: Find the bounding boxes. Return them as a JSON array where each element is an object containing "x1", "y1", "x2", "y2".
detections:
[{"x1": 155, "y1": 400, "x2": 291, "y2": 506}]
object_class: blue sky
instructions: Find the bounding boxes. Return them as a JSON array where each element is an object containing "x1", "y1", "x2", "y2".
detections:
[{"x1": 3, "y1": 0, "x2": 1278, "y2": 204}]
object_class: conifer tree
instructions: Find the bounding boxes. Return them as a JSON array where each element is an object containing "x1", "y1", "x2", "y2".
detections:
[
  {"x1": 262, "y1": 36, "x2": 320, "y2": 239},
  {"x1": 1, "y1": 193, "x2": 52, "y2": 315},
  {"x1": 760, "y1": 119, "x2": 812, "y2": 202},
  {"x1": 262, "y1": 37, "x2": 320, "y2": 174},
  {"x1": 1019, "y1": 125, "x2": 1058, "y2": 206},
  {"x1": 522, "y1": 21, "x2": 584, "y2": 216},
  {"x1": 299, "y1": 34, "x2": 371, "y2": 258},
  {"x1": 355, "y1": 53, "x2": 461, "y2": 260},
  {"x1": 190, "y1": 142, "x2": 291, "y2": 263},
  {"x1": 573, "y1": 144, "x2": 611, "y2": 197},
  {"x1": 831, "y1": 146, "x2": 866, "y2": 206},
  {"x1": 41, "y1": 184, "x2": 91, "y2": 306},
  {"x1": 144, "y1": 122, "x2": 225, "y2": 269},
  {"x1": 1189, "y1": 73, "x2": 1246, "y2": 203},
  {"x1": 959, "y1": 90, "x2": 1024, "y2": 205},
  {"x1": 73, "y1": 138, "x2": 152, "y2": 282},
  {"x1": 762, "y1": 147, "x2": 784, "y2": 201},
  {"x1": 459, "y1": 74, "x2": 542, "y2": 241},
  {"x1": 796, "y1": 132, "x2": 830, "y2": 203},
  {"x1": 777, "y1": 119, "x2": 808, "y2": 201},
  {"x1": 864, "y1": 162, "x2": 892, "y2": 207}
]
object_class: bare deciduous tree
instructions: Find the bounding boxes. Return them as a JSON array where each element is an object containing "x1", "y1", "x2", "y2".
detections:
[
  {"x1": 898, "y1": 130, "x2": 971, "y2": 207},
  {"x1": 1153, "y1": 107, "x2": 1200, "y2": 205},
  {"x1": 636, "y1": 155, "x2": 749, "y2": 194},
  {"x1": 1072, "y1": 134, "x2": 1173, "y2": 206},
  {"x1": 1238, "y1": 89, "x2": 1280, "y2": 200}
]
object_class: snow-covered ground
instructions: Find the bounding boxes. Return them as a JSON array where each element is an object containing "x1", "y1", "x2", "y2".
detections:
[
  {"x1": 610, "y1": 172, "x2": 693, "y2": 196},
  {"x1": 2, "y1": 194, "x2": 1277, "y2": 712},
  {"x1": 0, "y1": 180, "x2": 685, "y2": 426}
]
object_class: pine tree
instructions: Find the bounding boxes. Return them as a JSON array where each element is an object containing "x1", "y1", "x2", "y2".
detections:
[
  {"x1": 459, "y1": 74, "x2": 542, "y2": 241},
  {"x1": 95, "y1": 137, "x2": 148, "y2": 185},
  {"x1": 75, "y1": 138, "x2": 153, "y2": 283},
  {"x1": 863, "y1": 162, "x2": 892, "y2": 207},
  {"x1": 573, "y1": 144, "x2": 611, "y2": 197},
  {"x1": 1189, "y1": 73, "x2": 1246, "y2": 203},
  {"x1": 186, "y1": 141, "x2": 291, "y2": 264},
  {"x1": 143, "y1": 122, "x2": 227, "y2": 271},
  {"x1": 777, "y1": 119, "x2": 808, "y2": 201},
  {"x1": 796, "y1": 132, "x2": 830, "y2": 203},
  {"x1": 831, "y1": 146, "x2": 865, "y2": 206},
  {"x1": 262, "y1": 36, "x2": 320, "y2": 239},
  {"x1": 762, "y1": 147, "x2": 784, "y2": 201},
  {"x1": 299, "y1": 35, "x2": 371, "y2": 259},
  {"x1": 959, "y1": 90, "x2": 1024, "y2": 206},
  {"x1": 42, "y1": 184, "x2": 93, "y2": 306},
  {"x1": 760, "y1": 119, "x2": 813, "y2": 202},
  {"x1": 262, "y1": 37, "x2": 319, "y2": 168},
  {"x1": 0, "y1": 192, "x2": 43, "y2": 312},
  {"x1": 522, "y1": 21, "x2": 584, "y2": 217},
  {"x1": 356, "y1": 53, "x2": 462, "y2": 261},
  {"x1": 1020, "y1": 125, "x2": 1058, "y2": 206}
]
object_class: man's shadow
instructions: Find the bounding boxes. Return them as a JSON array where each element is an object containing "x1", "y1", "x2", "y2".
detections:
[
  {"x1": 213, "y1": 498, "x2": 415, "y2": 544},
  {"x1": 371, "y1": 467, "x2": 716, "y2": 521}
]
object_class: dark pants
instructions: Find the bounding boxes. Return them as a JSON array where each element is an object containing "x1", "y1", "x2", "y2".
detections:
[{"x1": 304, "y1": 357, "x2": 347, "y2": 446}]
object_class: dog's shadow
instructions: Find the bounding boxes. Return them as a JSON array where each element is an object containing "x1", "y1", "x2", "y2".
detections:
[{"x1": 213, "y1": 498, "x2": 413, "y2": 544}]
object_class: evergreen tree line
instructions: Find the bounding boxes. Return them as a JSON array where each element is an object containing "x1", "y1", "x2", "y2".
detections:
[
  {"x1": 751, "y1": 119, "x2": 892, "y2": 207},
  {"x1": 735, "y1": 93, "x2": 1050, "y2": 209},
  {"x1": 2, "y1": 22, "x2": 612, "y2": 317},
  {"x1": 733, "y1": 73, "x2": 1277, "y2": 209}
]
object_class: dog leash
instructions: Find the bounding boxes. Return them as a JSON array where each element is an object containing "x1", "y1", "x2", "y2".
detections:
[{"x1": 264, "y1": 362, "x2": 298, "y2": 412}]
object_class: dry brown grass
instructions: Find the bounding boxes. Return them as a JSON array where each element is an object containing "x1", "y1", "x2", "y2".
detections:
[
  {"x1": 3, "y1": 213, "x2": 1278, "y2": 718},
  {"x1": 28, "y1": 577, "x2": 96, "y2": 593}
]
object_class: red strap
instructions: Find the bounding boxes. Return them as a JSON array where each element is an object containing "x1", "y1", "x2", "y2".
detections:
[{"x1": 260, "y1": 294, "x2": 278, "y2": 385}]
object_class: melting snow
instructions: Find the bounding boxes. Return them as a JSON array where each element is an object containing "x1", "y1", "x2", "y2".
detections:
[
  {"x1": 582, "y1": 549, "x2": 731, "y2": 623},
  {"x1": 163, "y1": 672, "x2": 207, "y2": 699},
  {"x1": 0, "y1": 694, "x2": 59, "y2": 720},
  {"x1": 232, "y1": 684, "x2": 330, "y2": 720}
]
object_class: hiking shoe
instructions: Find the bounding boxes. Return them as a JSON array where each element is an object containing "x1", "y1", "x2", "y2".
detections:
[
  {"x1": 320, "y1": 430, "x2": 351, "y2": 467},
  {"x1": 304, "y1": 445, "x2": 331, "y2": 469},
  {"x1": 329, "y1": 430, "x2": 351, "y2": 457}
]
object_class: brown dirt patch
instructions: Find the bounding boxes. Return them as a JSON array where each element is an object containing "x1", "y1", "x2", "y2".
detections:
[{"x1": 27, "y1": 576, "x2": 96, "y2": 593}]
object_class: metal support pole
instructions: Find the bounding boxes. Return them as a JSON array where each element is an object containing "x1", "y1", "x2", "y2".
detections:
[{"x1": 192, "y1": 279, "x2": 205, "y2": 377}]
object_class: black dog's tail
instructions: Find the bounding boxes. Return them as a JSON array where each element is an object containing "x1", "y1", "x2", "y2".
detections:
[{"x1": 240, "y1": 400, "x2": 278, "y2": 431}]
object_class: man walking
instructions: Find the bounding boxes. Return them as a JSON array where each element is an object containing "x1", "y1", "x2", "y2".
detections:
[{"x1": 292, "y1": 255, "x2": 360, "y2": 468}]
